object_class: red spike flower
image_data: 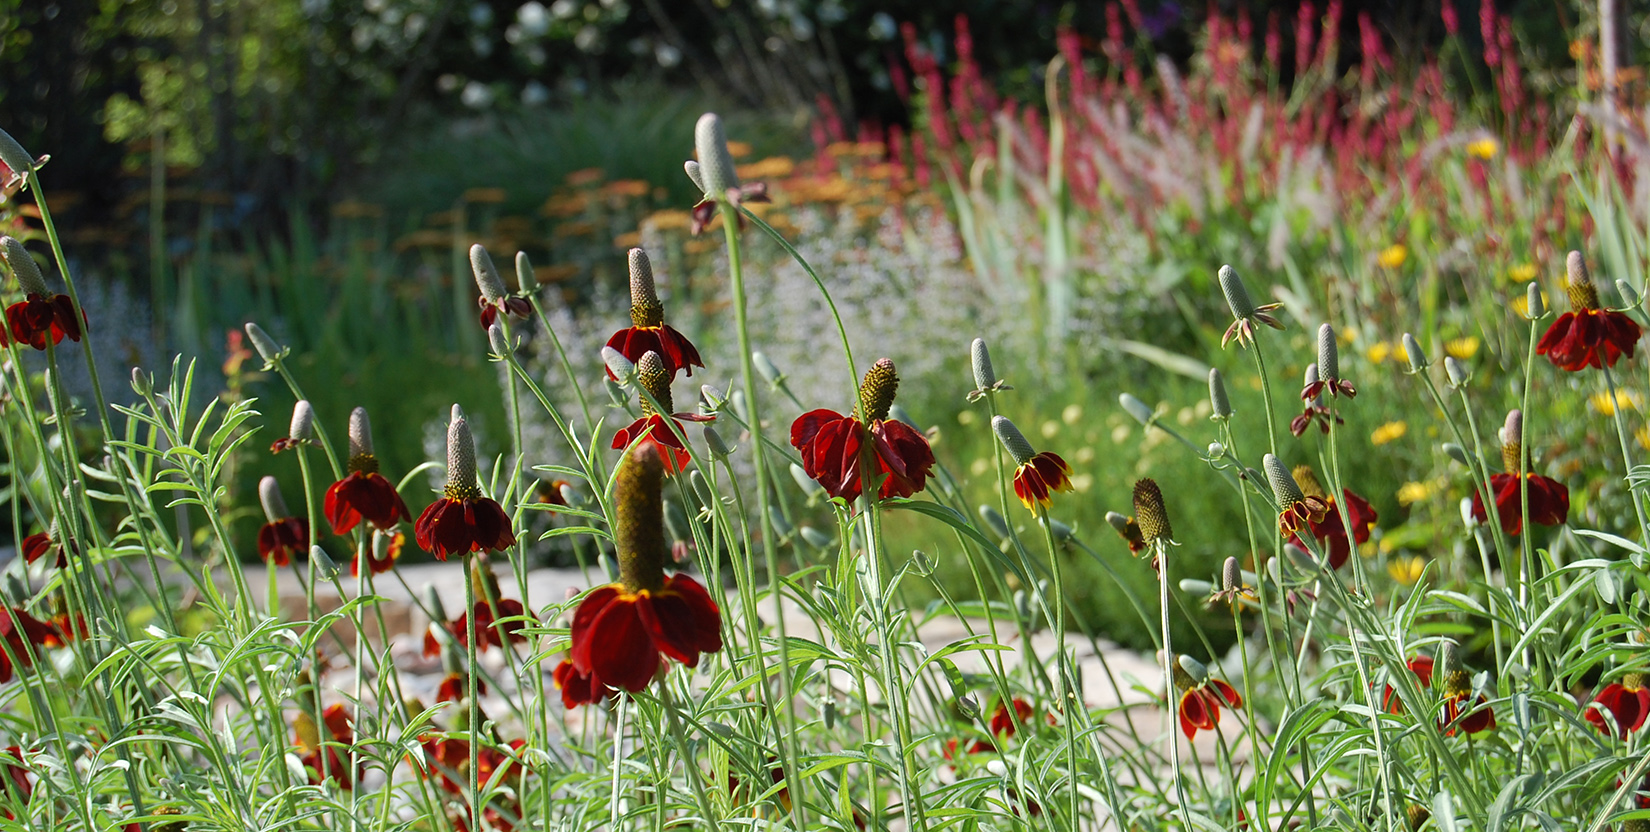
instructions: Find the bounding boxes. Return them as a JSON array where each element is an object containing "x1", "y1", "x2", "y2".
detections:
[
  {"x1": 1387, "y1": 653, "x2": 1494, "y2": 735},
  {"x1": 470, "y1": 245, "x2": 533, "y2": 331},
  {"x1": 1172, "y1": 657, "x2": 1243, "y2": 740},
  {"x1": 991, "y1": 416, "x2": 1073, "y2": 510},
  {"x1": 416, "y1": 406, "x2": 517, "y2": 559},
  {"x1": 1382, "y1": 654, "x2": 1436, "y2": 713},
  {"x1": 20, "y1": 529, "x2": 64, "y2": 569},
  {"x1": 1285, "y1": 466, "x2": 1377, "y2": 569},
  {"x1": 1, "y1": 237, "x2": 84, "y2": 351},
  {"x1": 256, "y1": 476, "x2": 308, "y2": 567},
  {"x1": 1472, "y1": 417, "x2": 1568, "y2": 535},
  {"x1": 325, "y1": 408, "x2": 412, "y2": 535},
  {"x1": 559, "y1": 445, "x2": 722, "y2": 705},
  {"x1": 435, "y1": 671, "x2": 487, "y2": 703},
  {"x1": 431, "y1": 598, "x2": 533, "y2": 654},
  {"x1": 0, "y1": 608, "x2": 59, "y2": 683},
  {"x1": 1537, "y1": 253, "x2": 1641, "y2": 371},
  {"x1": 790, "y1": 358, "x2": 935, "y2": 503},
  {"x1": 605, "y1": 249, "x2": 704, "y2": 378},
  {"x1": 611, "y1": 352, "x2": 712, "y2": 474},
  {"x1": 352, "y1": 530, "x2": 404, "y2": 576},
  {"x1": 1586, "y1": 673, "x2": 1649, "y2": 739}
]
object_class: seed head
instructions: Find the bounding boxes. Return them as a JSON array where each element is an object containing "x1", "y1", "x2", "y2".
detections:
[
  {"x1": 694, "y1": 113, "x2": 740, "y2": 195},
  {"x1": 858, "y1": 358, "x2": 899, "y2": 422},
  {"x1": 1316, "y1": 324, "x2": 1338, "y2": 382},
  {"x1": 1132, "y1": 478, "x2": 1173, "y2": 544},
  {"x1": 470, "y1": 244, "x2": 507, "y2": 304},
  {"x1": 615, "y1": 443, "x2": 668, "y2": 593},
  {"x1": 444, "y1": 405, "x2": 479, "y2": 498},
  {"x1": 1208, "y1": 368, "x2": 1231, "y2": 419},
  {"x1": 1263, "y1": 454, "x2": 1304, "y2": 506},
  {"x1": 1219, "y1": 264, "x2": 1256, "y2": 320},
  {"x1": 684, "y1": 160, "x2": 707, "y2": 194},
  {"x1": 289, "y1": 400, "x2": 315, "y2": 442},
  {"x1": 1525, "y1": 283, "x2": 1545, "y2": 319},
  {"x1": 991, "y1": 416, "x2": 1036, "y2": 466},
  {"x1": 1119, "y1": 393, "x2": 1154, "y2": 426},
  {"x1": 1566, "y1": 251, "x2": 1599, "y2": 311},
  {"x1": 1436, "y1": 640, "x2": 1460, "y2": 685},
  {"x1": 0, "y1": 237, "x2": 46, "y2": 296},
  {"x1": 487, "y1": 322, "x2": 510, "y2": 356},
  {"x1": 515, "y1": 251, "x2": 538, "y2": 293},
  {"x1": 601, "y1": 346, "x2": 636, "y2": 379},
  {"x1": 628, "y1": 248, "x2": 663, "y2": 327},
  {"x1": 0, "y1": 128, "x2": 31, "y2": 178},
  {"x1": 348, "y1": 407, "x2": 375, "y2": 459},
  {"x1": 637, "y1": 351, "x2": 673, "y2": 415},
  {"x1": 130, "y1": 368, "x2": 152, "y2": 398},
  {"x1": 1221, "y1": 557, "x2": 1242, "y2": 592},
  {"x1": 244, "y1": 323, "x2": 284, "y2": 366},
  {"x1": 259, "y1": 476, "x2": 289, "y2": 523},
  {"x1": 1402, "y1": 332, "x2": 1428, "y2": 372},
  {"x1": 971, "y1": 338, "x2": 997, "y2": 390}
]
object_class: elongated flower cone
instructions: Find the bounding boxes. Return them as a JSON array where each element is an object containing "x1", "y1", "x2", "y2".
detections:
[{"x1": 415, "y1": 404, "x2": 517, "y2": 559}]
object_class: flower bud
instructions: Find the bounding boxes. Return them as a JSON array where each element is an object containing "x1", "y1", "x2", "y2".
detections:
[
  {"x1": 1316, "y1": 323, "x2": 1338, "y2": 382},
  {"x1": 753, "y1": 351, "x2": 783, "y2": 386},
  {"x1": 694, "y1": 113, "x2": 740, "y2": 195},
  {"x1": 1617, "y1": 279, "x2": 1641, "y2": 309},
  {"x1": 601, "y1": 346, "x2": 636, "y2": 380},
  {"x1": 311, "y1": 545, "x2": 340, "y2": 582},
  {"x1": 423, "y1": 583, "x2": 449, "y2": 622},
  {"x1": 259, "y1": 476, "x2": 289, "y2": 523},
  {"x1": 1499, "y1": 409, "x2": 1522, "y2": 447},
  {"x1": 488, "y1": 322, "x2": 510, "y2": 356},
  {"x1": 1, "y1": 237, "x2": 46, "y2": 296},
  {"x1": 1132, "y1": 478, "x2": 1172, "y2": 544},
  {"x1": 971, "y1": 338, "x2": 997, "y2": 391},
  {"x1": 470, "y1": 244, "x2": 507, "y2": 304},
  {"x1": 1208, "y1": 368, "x2": 1232, "y2": 419},
  {"x1": 445, "y1": 405, "x2": 477, "y2": 491},
  {"x1": 516, "y1": 251, "x2": 538, "y2": 294},
  {"x1": 130, "y1": 368, "x2": 152, "y2": 398},
  {"x1": 991, "y1": 416, "x2": 1036, "y2": 466},
  {"x1": 1222, "y1": 557, "x2": 1242, "y2": 592},
  {"x1": 703, "y1": 424, "x2": 732, "y2": 459},
  {"x1": 0, "y1": 127, "x2": 33, "y2": 177},
  {"x1": 1263, "y1": 454, "x2": 1303, "y2": 506},
  {"x1": 1219, "y1": 264, "x2": 1255, "y2": 320},
  {"x1": 348, "y1": 407, "x2": 375, "y2": 458},
  {"x1": 799, "y1": 525, "x2": 834, "y2": 549},
  {"x1": 1179, "y1": 578, "x2": 1214, "y2": 595},
  {"x1": 700, "y1": 384, "x2": 726, "y2": 409},
  {"x1": 1441, "y1": 442, "x2": 1470, "y2": 466},
  {"x1": 289, "y1": 400, "x2": 315, "y2": 442},
  {"x1": 1119, "y1": 393, "x2": 1154, "y2": 426},
  {"x1": 790, "y1": 463, "x2": 824, "y2": 498},
  {"x1": 767, "y1": 504, "x2": 792, "y2": 537},
  {"x1": 1207, "y1": 441, "x2": 1225, "y2": 459},
  {"x1": 1041, "y1": 517, "x2": 1074, "y2": 543},
  {"x1": 245, "y1": 323, "x2": 284, "y2": 366},
  {"x1": 1444, "y1": 356, "x2": 1469, "y2": 386},
  {"x1": 1525, "y1": 282, "x2": 1545, "y2": 319},
  {"x1": 684, "y1": 160, "x2": 707, "y2": 194},
  {"x1": 1401, "y1": 333, "x2": 1427, "y2": 372},
  {"x1": 979, "y1": 505, "x2": 1010, "y2": 538}
]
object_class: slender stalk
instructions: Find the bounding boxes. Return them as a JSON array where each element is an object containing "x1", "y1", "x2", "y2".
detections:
[{"x1": 1601, "y1": 364, "x2": 1650, "y2": 542}]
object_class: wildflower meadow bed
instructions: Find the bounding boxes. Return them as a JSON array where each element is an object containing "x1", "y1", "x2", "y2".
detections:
[{"x1": 3, "y1": 25, "x2": 1650, "y2": 832}]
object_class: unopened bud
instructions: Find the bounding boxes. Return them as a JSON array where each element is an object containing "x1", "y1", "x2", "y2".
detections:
[
  {"x1": 422, "y1": 583, "x2": 449, "y2": 623},
  {"x1": 1444, "y1": 356, "x2": 1469, "y2": 386},
  {"x1": 799, "y1": 526, "x2": 833, "y2": 549},
  {"x1": 767, "y1": 505, "x2": 792, "y2": 537},
  {"x1": 1219, "y1": 264, "x2": 1256, "y2": 320},
  {"x1": 1119, "y1": 393, "x2": 1154, "y2": 426},
  {"x1": 244, "y1": 323, "x2": 284, "y2": 366},
  {"x1": 470, "y1": 244, "x2": 506, "y2": 304},
  {"x1": 979, "y1": 505, "x2": 1010, "y2": 538},
  {"x1": 311, "y1": 545, "x2": 340, "y2": 582},
  {"x1": 488, "y1": 322, "x2": 510, "y2": 356},
  {"x1": 1, "y1": 237, "x2": 46, "y2": 296},
  {"x1": 1617, "y1": 279, "x2": 1641, "y2": 309},
  {"x1": 289, "y1": 400, "x2": 315, "y2": 442},
  {"x1": 1179, "y1": 578, "x2": 1214, "y2": 595},
  {"x1": 0, "y1": 127, "x2": 33, "y2": 177},
  {"x1": 699, "y1": 384, "x2": 725, "y2": 409},
  {"x1": 790, "y1": 463, "x2": 824, "y2": 498},
  {"x1": 1042, "y1": 517, "x2": 1074, "y2": 543},
  {"x1": 971, "y1": 338, "x2": 997, "y2": 391},
  {"x1": 694, "y1": 113, "x2": 740, "y2": 195},
  {"x1": 259, "y1": 476, "x2": 289, "y2": 522},
  {"x1": 515, "y1": 251, "x2": 538, "y2": 293},
  {"x1": 1207, "y1": 441, "x2": 1225, "y2": 459},
  {"x1": 991, "y1": 416, "x2": 1036, "y2": 466},
  {"x1": 703, "y1": 424, "x2": 732, "y2": 459},
  {"x1": 601, "y1": 346, "x2": 636, "y2": 380},
  {"x1": 1399, "y1": 333, "x2": 1426, "y2": 373},
  {"x1": 1441, "y1": 442, "x2": 1470, "y2": 466},
  {"x1": 1177, "y1": 654, "x2": 1209, "y2": 684},
  {"x1": 1525, "y1": 283, "x2": 1545, "y2": 319},
  {"x1": 1316, "y1": 324, "x2": 1338, "y2": 382},
  {"x1": 130, "y1": 368, "x2": 152, "y2": 398},
  {"x1": 753, "y1": 351, "x2": 783, "y2": 386},
  {"x1": 684, "y1": 160, "x2": 707, "y2": 194},
  {"x1": 1208, "y1": 368, "x2": 1232, "y2": 419}
]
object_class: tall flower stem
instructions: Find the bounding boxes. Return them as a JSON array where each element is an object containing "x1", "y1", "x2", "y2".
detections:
[
  {"x1": 717, "y1": 200, "x2": 806, "y2": 827},
  {"x1": 858, "y1": 494, "x2": 928, "y2": 832},
  {"x1": 1034, "y1": 506, "x2": 1083, "y2": 827},
  {"x1": 1601, "y1": 364, "x2": 1650, "y2": 543},
  {"x1": 463, "y1": 552, "x2": 482, "y2": 830},
  {"x1": 1154, "y1": 539, "x2": 1194, "y2": 831}
]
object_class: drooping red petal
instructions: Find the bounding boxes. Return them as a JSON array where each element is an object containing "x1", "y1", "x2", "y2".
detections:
[
  {"x1": 1209, "y1": 678, "x2": 1243, "y2": 708},
  {"x1": 585, "y1": 595, "x2": 660, "y2": 692},
  {"x1": 569, "y1": 586, "x2": 622, "y2": 673},
  {"x1": 791, "y1": 410, "x2": 866, "y2": 501},
  {"x1": 554, "y1": 658, "x2": 614, "y2": 708},
  {"x1": 870, "y1": 418, "x2": 934, "y2": 499}
]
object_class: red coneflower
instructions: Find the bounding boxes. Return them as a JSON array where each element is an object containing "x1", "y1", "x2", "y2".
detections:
[
  {"x1": 470, "y1": 245, "x2": 533, "y2": 331},
  {"x1": 352, "y1": 530, "x2": 404, "y2": 577},
  {"x1": 790, "y1": 358, "x2": 935, "y2": 503},
  {"x1": 19, "y1": 525, "x2": 64, "y2": 569},
  {"x1": 1301, "y1": 324, "x2": 1356, "y2": 399},
  {"x1": 415, "y1": 406, "x2": 517, "y2": 559},
  {"x1": 991, "y1": 416, "x2": 1074, "y2": 510},
  {"x1": 611, "y1": 351, "x2": 712, "y2": 474},
  {"x1": 295, "y1": 704, "x2": 356, "y2": 789},
  {"x1": 1286, "y1": 465, "x2": 1377, "y2": 569},
  {"x1": 1290, "y1": 363, "x2": 1344, "y2": 437},
  {"x1": 426, "y1": 597, "x2": 533, "y2": 655},
  {"x1": 944, "y1": 697, "x2": 1038, "y2": 758},
  {"x1": 269, "y1": 400, "x2": 315, "y2": 454},
  {"x1": 552, "y1": 656, "x2": 616, "y2": 709},
  {"x1": 1387, "y1": 650, "x2": 1495, "y2": 735},
  {"x1": 1537, "y1": 252, "x2": 1641, "y2": 372},
  {"x1": 324, "y1": 408, "x2": 412, "y2": 535},
  {"x1": 1, "y1": 236, "x2": 84, "y2": 351},
  {"x1": 558, "y1": 445, "x2": 722, "y2": 704},
  {"x1": 1381, "y1": 654, "x2": 1436, "y2": 713},
  {"x1": 0, "y1": 608, "x2": 57, "y2": 683},
  {"x1": 256, "y1": 476, "x2": 308, "y2": 567},
  {"x1": 417, "y1": 733, "x2": 525, "y2": 797},
  {"x1": 1471, "y1": 410, "x2": 1569, "y2": 535},
  {"x1": 435, "y1": 671, "x2": 487, "y2": 704},
  {"x1": 1172, "y1": 655, "x2": 1243, "y2": 740},
  {"x1": 688, "y1": 113, "x2": 771, "y2": 236},
  {"x1": 1586, "y1": 672, "x2": 1649, "y2": 739},
  {"x1": 1264, "y1": 454, "x2": 1330, "y2": 537},
  {"x1": 1218, "y1": 265, "x2": 1285, "y2": 349},
  {"x1": 604, "y1": 248, "x2": 703, "y2": 378}
]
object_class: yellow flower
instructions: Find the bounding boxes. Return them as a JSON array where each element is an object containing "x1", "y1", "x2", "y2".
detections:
[
  {"x1": 1388, "y1": 555, "x2": 1427, "y2": 585},
  {"x1": 1366, "y1": 341, "x2": 1393, "y2": 364},
  {"x1": 1466, "y1": 138, "x2": 1499, "y2": 160},
  {"x1": 1508, "y1": 263, "x2": 1538, "y2": 284},
  {"x1": 1591, "y1": 389, "x2": 1642, "y2": 416},
  {"x1": 1378, "y1": 244, "x2": 1408, "y2": 269},
  {"x1": 1445, "y1": 336, "x2": 1480, "y2": 359},
  {"x1": 1638, "y1": 426, "x2": 1650, "y2": 451},
  {"x1": 1397, "y1": 481, "x2": 1436, "y2": 505},
  {"x1": 1371, "y1": 421, "x2": 1408, "y2": 446}
]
